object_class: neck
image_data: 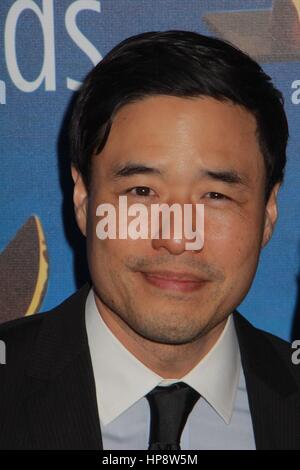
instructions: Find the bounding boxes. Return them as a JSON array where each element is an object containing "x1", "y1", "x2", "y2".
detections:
[{"x1": 94, "y1": 293, "x2": 228, "y2": 378}]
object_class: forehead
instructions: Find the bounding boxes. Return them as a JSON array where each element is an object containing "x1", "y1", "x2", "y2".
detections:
[{"x1": 95, "y1": 95, "x2": 264, "y2": 180}]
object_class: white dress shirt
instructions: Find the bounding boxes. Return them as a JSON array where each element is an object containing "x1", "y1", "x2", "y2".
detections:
[{"x1": 85, "y1": 288, "x2": 256, "y2": 450}]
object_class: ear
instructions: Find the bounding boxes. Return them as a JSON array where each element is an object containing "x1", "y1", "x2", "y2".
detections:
[
  {"x1": 261, "y1": 182, "x2": 281, "y2": 248},
  {"x1": 71, "y1": 165, "x2": 88, "y2": 237}
]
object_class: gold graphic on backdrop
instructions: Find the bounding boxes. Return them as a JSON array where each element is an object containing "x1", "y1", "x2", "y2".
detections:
[
  {"x1": 203, "y1": 0, "x2": 300, "y2": 61},
  {"x1": 0, "y1": 216, "x2": 49, "y2": 324}
]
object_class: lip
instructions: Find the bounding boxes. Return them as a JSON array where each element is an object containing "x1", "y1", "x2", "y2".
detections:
[{"x1": 140, "y1": 270, "x2": 208, "y2": 292}]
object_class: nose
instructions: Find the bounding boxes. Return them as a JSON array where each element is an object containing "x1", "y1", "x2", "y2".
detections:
[
  {"x1": 152, "y1": 234, "x2": 187, "y2": 255},
  {"x1": 151, "y1": 201, "x2": 204, "y2": 255}
]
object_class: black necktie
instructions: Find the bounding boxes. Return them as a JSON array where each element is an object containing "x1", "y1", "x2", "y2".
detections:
[{"x1": 145, "y1": 382, "x2": 200, "y2": 450}]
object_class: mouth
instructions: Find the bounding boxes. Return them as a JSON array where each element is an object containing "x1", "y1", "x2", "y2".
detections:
[{"x1": 140, "y1": 270, "x2": 209, "y2": 293}]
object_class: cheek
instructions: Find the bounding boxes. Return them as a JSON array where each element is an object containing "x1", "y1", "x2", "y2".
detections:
[
  {"x1": 87, "y1": 236, "x2": 151, "y2": 306},
  {"x1": 87, "y1": 226, "x2": 148, "y2": 274},
  {"x1": 86, "y1": 194, "x2": 155, "y2": 263},
  {"x1": 203, "y1": 207, "x2": 264, "y2": 271}
]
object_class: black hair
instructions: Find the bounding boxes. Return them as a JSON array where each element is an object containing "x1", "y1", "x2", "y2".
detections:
[{"x1": 69, "y1": 30, "x2": 288, "y2": 200}]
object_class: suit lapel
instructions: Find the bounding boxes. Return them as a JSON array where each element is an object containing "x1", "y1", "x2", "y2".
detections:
[
  {"x1": 24, "y1": 283, "x2": 103, "y2": 450},
  {"x1": 234, "y1": 312, "x2": 300, "y2": 449}
]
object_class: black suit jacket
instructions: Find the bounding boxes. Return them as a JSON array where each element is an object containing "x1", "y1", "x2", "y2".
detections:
[{"x1": 0, "y1": 283, "x2": 300, "y2": 450}]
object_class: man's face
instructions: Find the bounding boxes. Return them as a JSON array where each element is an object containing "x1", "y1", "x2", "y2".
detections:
[{"x1": 73, "y1": 95, "x2": 279, "y2": 345}]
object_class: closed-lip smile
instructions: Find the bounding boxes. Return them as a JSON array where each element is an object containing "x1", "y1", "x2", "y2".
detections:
[{"x1": 140, "y1": 270, "x2": 208, "y2": 292}]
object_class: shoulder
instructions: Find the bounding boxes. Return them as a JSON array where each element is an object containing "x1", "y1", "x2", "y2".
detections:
[
  {"x1": 0, "y1": 308, "x2": 51, "y2": 369},
  {"x1": 258, "y1": 325, "x2": 300, "y2": 381},
  {"x1": 0, "y1": 283, "x2": 91, "y2": 370},
  {"x1": 234, "y1": 312, "x2": 300, "y2": 386}
]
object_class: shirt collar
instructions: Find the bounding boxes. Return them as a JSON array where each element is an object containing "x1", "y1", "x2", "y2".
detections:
[{"x1": 85, "y1": 288, "x2": 241, "y2": 426}]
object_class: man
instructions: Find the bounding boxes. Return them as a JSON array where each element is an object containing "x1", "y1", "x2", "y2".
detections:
[{"x1": 0, "y1": 30, "x2": 299, "y2": 450}]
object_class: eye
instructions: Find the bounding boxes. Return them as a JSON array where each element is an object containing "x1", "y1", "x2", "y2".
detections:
[
  {"x1": 127, "y1": 186, "x2": 156, "y2": 197},
  {"x1": 204, "y1": 192, "x2": 229, "y2": 200}
]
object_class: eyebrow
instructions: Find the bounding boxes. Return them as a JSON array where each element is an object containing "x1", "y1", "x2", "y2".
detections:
[
  {"x1": 110, "y1": 162, "x2": 249, "y2": 187},
  {"x1": 110, "y1": 163, "x2": 162, "y2": 179},
  {"x1": 202, "y1": 169, "x2": 249, "y2": 187}
]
